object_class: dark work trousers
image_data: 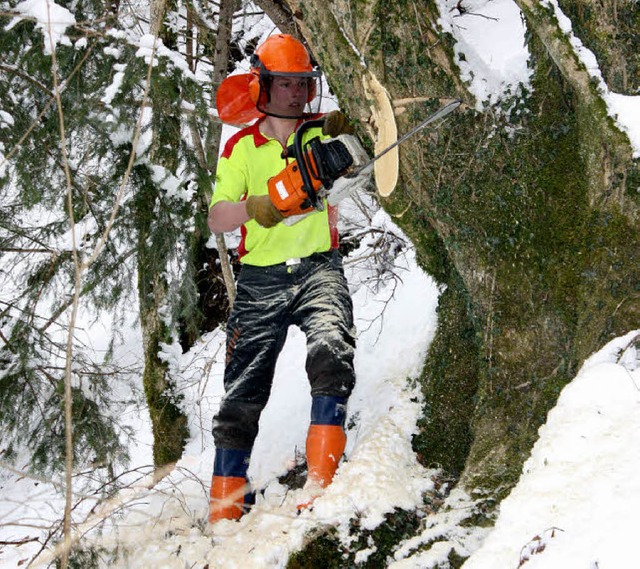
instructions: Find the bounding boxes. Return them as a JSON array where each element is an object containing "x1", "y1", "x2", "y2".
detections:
[{"x1": 212, "y1": 250, "x2": 356, "y2": 451}]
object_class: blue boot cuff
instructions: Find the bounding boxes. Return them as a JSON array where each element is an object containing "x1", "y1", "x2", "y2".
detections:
[
  {"x1": 213, "y1": 448, "x2": 251, "y2": 478},
  {"x1": 310, "y1": 395, "x2": 347, "y2": 426}
]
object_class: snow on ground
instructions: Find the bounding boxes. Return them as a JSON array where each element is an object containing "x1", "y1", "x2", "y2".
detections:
[
  {"x1": 388, "y1": 331, "x2": 640, "y2": 569},
  {"x1": 461, "y1": 331, "x2": 640, "y2": 569}
]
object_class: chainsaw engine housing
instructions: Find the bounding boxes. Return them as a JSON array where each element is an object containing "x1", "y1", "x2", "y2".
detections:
[{"x1": 268, "y1": 133, "x2": 354, "y2": 217}]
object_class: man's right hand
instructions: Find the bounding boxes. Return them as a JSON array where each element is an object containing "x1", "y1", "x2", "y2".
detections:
[{"x1": 246, "y1": 195, "x2": 284, "y2": 228}]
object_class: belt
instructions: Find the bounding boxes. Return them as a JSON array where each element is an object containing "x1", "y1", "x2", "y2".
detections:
[
  {"x1": 278, "y1": 249, "x2": 336, "y2": 267},
  {"x1": 242, "y1": 250, "x2": 337, "y2": 272}
]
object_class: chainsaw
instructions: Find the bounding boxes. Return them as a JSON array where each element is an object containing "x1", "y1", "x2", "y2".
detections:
[{"x1": 267, "y1": 99, "x2": 462, "y2": 222}]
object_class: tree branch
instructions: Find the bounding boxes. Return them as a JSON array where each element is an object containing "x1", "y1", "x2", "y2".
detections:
[
  {"x1": 255, "y1": 0, "x2": 300, "y2": 38},
  {"x1": 0, "y1": 63, "x2": 54, "y2": 96}
]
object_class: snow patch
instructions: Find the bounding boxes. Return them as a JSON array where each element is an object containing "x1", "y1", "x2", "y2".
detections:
[
  {"x1": 14, "y1": 0, "x2": 75, "y2": 55},
  {"x1": 436, "y1": 0, "x2": 531, "y2": 109},
  {"x1": 463, "y1": 331, "x2": 640, "y2": 569}
]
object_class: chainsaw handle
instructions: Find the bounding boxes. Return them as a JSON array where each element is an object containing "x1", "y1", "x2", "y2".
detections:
[{"x1": 292, "y1": 119, "x2": 326, "y2": 210}]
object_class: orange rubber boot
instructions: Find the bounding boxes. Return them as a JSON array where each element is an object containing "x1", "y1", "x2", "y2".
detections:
[
  {"x1": 208, "y1": 475, "x2": 247, "y2": 523},
  {"x1": 306, "y1": 424, "x2": 347, "y2": 488},
  {"x1": 297, "y1": 424, "x2": 346, "y2": 511}
]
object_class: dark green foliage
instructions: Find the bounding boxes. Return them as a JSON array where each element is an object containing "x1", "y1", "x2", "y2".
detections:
[
  {"x1": 57, "y1": 542, "x2": 119, "y2": 569},
  {"x1": 0, "y1": 336, "x2": 130, "y2": 475},
  {"x1": 0, "y1": 0, "x2": 216, "y2": 474}
]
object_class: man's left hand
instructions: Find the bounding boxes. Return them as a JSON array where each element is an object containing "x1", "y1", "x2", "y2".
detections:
[{"x1": 323, "y1": 111, "x2": 354, "y2": 137}]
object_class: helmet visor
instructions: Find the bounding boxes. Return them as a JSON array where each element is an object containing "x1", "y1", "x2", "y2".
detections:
[{"x1": 260, "y1": 72, "x2": 323, "y2": 119}]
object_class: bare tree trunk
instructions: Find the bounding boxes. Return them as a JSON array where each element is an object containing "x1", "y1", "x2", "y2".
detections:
[
  {"x1": 149, "y1": 0, "x2": 167, "y2": 39},
  {"x1": 50, "y1": 34, "x2": 79, "y2": 569},
  {"x1": 207, "y1": 0, "x2": 240, "y2": 305}
]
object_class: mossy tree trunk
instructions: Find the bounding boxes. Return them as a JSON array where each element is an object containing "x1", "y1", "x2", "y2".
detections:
[
  {"x1": 275, "y1": 0, "x2": 639, "y2": 507},
  {"x1": 137, "y1": 0, "x2": 189, "y2": 469}
]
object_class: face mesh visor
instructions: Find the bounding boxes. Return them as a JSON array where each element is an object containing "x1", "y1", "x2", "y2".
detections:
[{"x1": 259, "y1": 71, "x2": 324, "y2": 118}]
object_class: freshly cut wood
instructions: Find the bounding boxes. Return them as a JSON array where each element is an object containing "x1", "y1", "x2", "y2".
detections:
[{"x1": 362, "y1": 71, "x2": 398, "y2": 197}]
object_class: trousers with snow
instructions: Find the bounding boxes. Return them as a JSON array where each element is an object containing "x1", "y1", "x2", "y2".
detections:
[{"x1": 212, "y1": 249, "x2": 356, "y2": 451}]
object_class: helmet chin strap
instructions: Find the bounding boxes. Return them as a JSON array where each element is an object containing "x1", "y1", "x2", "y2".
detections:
[{"x1": 256, "y1": 103, "x2": 311, "y2": 120}]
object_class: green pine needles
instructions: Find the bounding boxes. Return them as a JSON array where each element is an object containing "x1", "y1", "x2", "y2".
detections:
[{"x1": 0, "y1": 0, "x2": 223, "y2": 478}]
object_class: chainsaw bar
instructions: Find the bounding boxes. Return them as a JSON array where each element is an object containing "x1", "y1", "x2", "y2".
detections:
[
  {"x1": 350, "y1": 98, "x2": 462, "y2": 178},
  {"x1": 274, "y1": 99, "x2": 462, "y2": 218}
]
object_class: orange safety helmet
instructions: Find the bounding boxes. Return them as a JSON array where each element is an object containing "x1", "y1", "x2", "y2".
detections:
[
  {"x1": 216, "y1": 34, "x2": 321, "y2": 125},
  {"x1": 248, "y1": 34, "x2": 320, "y2": 106}
]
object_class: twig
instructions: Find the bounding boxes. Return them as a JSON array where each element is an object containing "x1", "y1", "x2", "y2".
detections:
[
  {"x1": 0, "y1": 63, "x2": 53, "y2": 96},
  {"x1": 451, "y1": 1, "x2": 499, "y2": 21},
  {"x1": 0, "y1": 537, "x2": 40, "y2": 546},
  {"x1": 45, "y1": 2, "x2": 79, "y2": 565}
]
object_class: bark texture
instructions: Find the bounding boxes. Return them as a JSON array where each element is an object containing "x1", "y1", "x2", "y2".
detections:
[
  {"x1": 277, "y1": 0, "x2": 639, "y2": 508},
  {"x1": 138, "y1": 1, "x2": 190, "y2": 469}
]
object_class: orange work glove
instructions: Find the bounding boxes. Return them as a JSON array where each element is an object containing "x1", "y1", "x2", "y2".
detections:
[
  {"x1": 322, "y1": 110, "x2": 354, "y2": 137},
  {"x1": 246, "y1": 195, "x2": 284, "y2": 228}
]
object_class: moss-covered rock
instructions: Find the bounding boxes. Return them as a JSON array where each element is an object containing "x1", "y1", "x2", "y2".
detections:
[{"x1": 287, "y1": 508, "x2": 423, "y2": 568}]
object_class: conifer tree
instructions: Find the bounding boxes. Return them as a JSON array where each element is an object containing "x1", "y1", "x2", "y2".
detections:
[{"x1": 0, "y1": 0, "x2": 265, "y2": 476}]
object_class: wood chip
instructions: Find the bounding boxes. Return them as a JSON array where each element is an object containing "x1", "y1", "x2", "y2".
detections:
[{"x1": 362, "y1": 71, "x2": 398, "y2": 197}]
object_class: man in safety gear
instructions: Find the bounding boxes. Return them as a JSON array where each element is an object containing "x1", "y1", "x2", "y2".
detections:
[{"x1": 207, "y1": 34, "x2": 357, "y2": 523}]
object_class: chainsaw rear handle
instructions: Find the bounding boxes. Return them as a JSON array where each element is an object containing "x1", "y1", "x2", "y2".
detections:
[{"x1": 287, "y1": 119, "x2": 326, "y2": 210}]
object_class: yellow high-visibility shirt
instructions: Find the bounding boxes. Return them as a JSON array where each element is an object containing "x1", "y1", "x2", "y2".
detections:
[{"x1": 210, "y1": 118, "x2": 339, "y2": 267}]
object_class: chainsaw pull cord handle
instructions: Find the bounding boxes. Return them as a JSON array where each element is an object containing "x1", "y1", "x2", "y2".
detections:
[{"x1": 292, "y1": 119, "x2": 326, "y2": 211}]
